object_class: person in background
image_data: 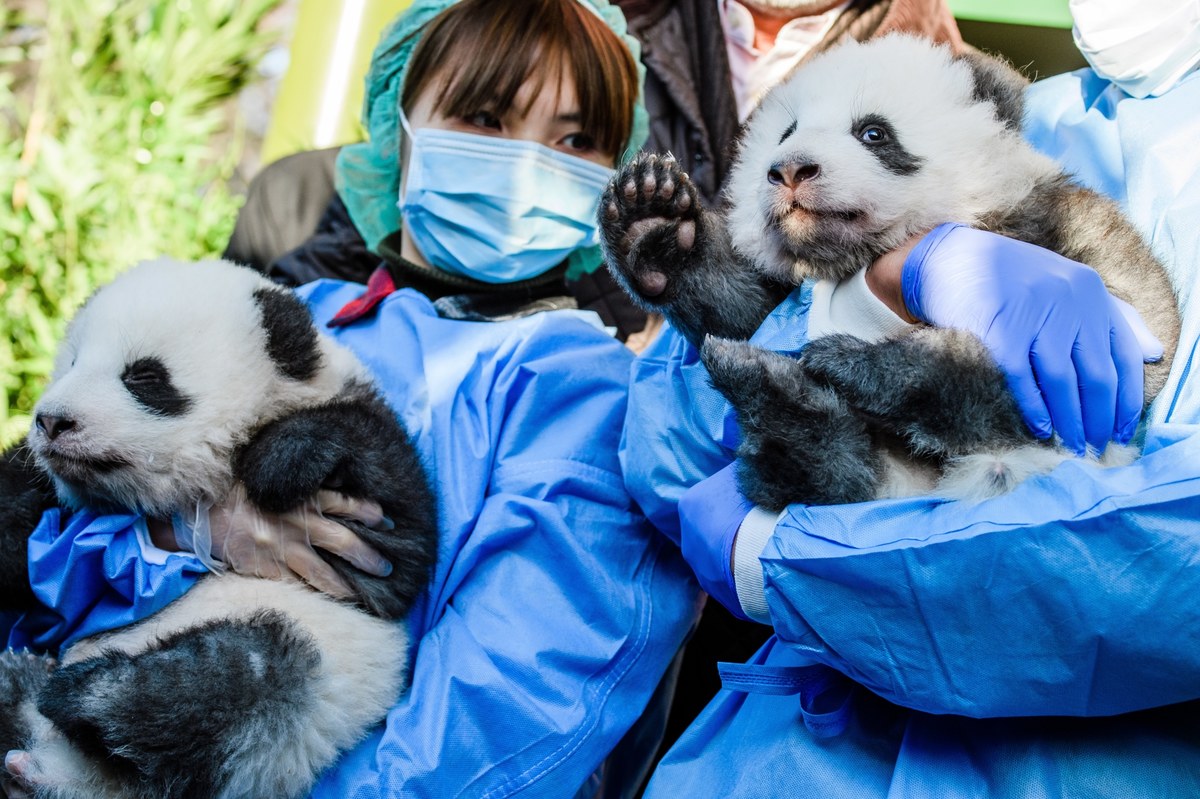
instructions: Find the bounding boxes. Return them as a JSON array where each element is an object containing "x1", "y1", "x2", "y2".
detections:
[
  {"x1": 627, "y1": 0, "x2": 1200, "y2": 794},
  {"x1": 3, "y1": 1, "x2": 698, "y2": 796}
]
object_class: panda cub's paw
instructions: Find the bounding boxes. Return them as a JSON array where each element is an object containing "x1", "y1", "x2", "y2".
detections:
[{"x1": 599, "y1": 152, "x2": 702, "y2": 304}]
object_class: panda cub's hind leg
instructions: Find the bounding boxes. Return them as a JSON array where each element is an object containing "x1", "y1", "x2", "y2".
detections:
[
  {"x1": 799, "y1": 329, "x2": 1034, "y2": 458},
  {"x1": 701, "y1": 337, "x2": 883, "y2": 511},
  {"x1": 599, "y1": 153, "x2": 783, "y2": 347},
  {"x1": 18, "y1": 612, "x2": 325, "y2": 799},
  {"x1": 799, "y1": 329, "x2": 1075, "y2": 499}
]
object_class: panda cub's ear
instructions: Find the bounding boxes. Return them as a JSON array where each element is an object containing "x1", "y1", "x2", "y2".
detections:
[
  {"x1": 956, "y1": 50, "x2": 1030, "y2": 132},
  {"x1": 253, "y1": 287, "x2": 322, "y2": 381}
]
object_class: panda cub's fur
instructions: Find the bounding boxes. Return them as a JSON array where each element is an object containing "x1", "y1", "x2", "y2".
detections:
[
  {"x1": 0, "y1": 258, "x2": 438, "y2": 799},
  {"x1": 600, "y1": 35, "x2": 1181, "y2": 510}
]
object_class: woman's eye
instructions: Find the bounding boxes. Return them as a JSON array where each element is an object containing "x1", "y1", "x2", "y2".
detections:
[
  {"x1": 859, "y1": 125, "x2": 888, "y2": 144},
  {"x1": 464, "y1": 112, "x2": 501, "y2": 131},
  {"x1": 561, "y1": 132, "x2": 597, "y2": 152}
]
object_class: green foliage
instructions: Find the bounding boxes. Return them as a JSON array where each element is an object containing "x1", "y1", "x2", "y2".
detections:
[{"x1": 0, "y1": 0, "x2": 278, "y2": 444}]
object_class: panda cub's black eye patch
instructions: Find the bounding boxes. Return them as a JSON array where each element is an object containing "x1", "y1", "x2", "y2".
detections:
[
  {"x1": 851, "y1": 113, "x2": 923, "y2": 176},
  {"x1": 121, "y1": 356, "x2": 192, "y2": 416}
]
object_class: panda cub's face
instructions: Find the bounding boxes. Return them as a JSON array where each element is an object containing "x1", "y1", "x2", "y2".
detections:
[
  {"x1": 725, "y1": 34, "x2": 1040, "y2": 282},
  {"x1": 29, "y1": 258, "x2": 354, "y2": 517}
]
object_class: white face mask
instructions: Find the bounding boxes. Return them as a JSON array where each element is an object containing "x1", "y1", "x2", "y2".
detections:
[{"x1": 1070, "y1": 0, "x2": 1200, "y2": 98}]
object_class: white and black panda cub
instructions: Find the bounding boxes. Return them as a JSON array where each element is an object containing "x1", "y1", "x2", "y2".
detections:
[
  {"x1": 0, "y1": 258, "x2": 438, "y2": 799},
  {"x1": 600, "y1": 34, "x2": 1181, "y2": 510}
]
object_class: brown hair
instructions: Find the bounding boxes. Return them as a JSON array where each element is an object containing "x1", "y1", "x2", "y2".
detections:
[{"x1": 401, "y1": 0, "x2": 638, "y2": 158}]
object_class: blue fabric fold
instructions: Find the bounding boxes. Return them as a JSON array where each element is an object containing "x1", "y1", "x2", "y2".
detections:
[{"x1": 8, "y1": 509, "x2": 205, "y2": 652}]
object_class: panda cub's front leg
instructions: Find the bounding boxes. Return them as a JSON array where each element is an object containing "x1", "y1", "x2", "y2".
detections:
[
  {"x1": 234, "y1": 384, "x2": 438, "y2": 621},
  {"x1": 599, "y1": 153, "x2": 786, "y2": 348}
]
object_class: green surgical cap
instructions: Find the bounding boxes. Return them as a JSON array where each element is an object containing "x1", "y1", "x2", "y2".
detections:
[{"x1": 334, "y1": 0, "x2": 649, "y2": 279}]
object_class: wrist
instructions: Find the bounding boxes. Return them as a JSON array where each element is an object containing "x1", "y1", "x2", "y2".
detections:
[
  {"x1": 866, "y1": 234, "x2": 923, "y2": 324},
  {"x1": 148, "y1": 517, "x2": 180, "y2": 551}
]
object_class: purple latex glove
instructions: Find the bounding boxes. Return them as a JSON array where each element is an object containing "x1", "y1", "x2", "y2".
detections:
[
  {"x1": 678, "y1": 463, "x2": 754, "y2": 621},
  {"x1": 902, "y1": 223, "x2": 1163, "y2": 455}
]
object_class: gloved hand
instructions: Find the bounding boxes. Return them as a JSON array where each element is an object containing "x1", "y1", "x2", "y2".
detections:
[
  {"x1": 902, "y1": 223, "x2": 1163, "y2": 455},
  {"x1": 678, "y1": 463, "x2": 754, "y2": 621},
  {"x1": 169, "y1": 483, "x2": 394, "y2": 599}
]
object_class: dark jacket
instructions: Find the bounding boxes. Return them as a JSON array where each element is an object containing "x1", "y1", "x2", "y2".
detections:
[{"x1": 616, "y1": 0, "x2": 964, "y2": 208}]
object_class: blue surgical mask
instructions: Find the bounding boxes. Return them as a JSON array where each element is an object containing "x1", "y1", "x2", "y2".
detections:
[{"x1": 397, "y1": 114, "x2": 615, "y2": 283}]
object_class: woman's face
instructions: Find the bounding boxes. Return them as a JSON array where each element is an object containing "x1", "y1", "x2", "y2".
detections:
[{"x1": 398, "y1": 69, "x2": 618, "y2": 268}]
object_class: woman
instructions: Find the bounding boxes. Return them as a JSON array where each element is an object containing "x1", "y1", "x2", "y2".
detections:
[{"x1": 5, "y1": 1, "x2": 698, "y2": 796}]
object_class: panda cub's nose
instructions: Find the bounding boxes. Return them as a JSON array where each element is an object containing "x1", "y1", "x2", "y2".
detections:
[
  {"x1": 768, "y1": 161, "x2": 821, "y2": 188},
  {"x1": 36, "y1": 413, "x2": 76, "y2": 441}
]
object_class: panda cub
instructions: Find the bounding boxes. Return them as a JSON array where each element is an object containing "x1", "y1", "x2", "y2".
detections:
[
  {"x1": 601, "y1": 34, "x2": 1181, "y2": 510},
  {"x1": 0, "y1": 258, "x2": 438, "y2": 799}
]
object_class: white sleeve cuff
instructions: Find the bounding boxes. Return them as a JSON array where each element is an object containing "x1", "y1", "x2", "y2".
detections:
[
  {"x1": 807, "y1": 268, "x2": 915, "y2": 343},
  {"x1": 732, "y1": 506, "x2": 786, "y2": 623}
]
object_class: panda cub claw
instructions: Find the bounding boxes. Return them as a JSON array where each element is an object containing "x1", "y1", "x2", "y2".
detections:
[{"x1": 600, "y1": 152, "x2": 700, "y2": 302}]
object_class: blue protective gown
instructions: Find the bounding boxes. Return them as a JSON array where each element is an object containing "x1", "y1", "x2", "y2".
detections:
[
  {"x1": 627, "y1": 66, "x2": 1200, "y2": 797},
  {"x1": 13, "y1": 284, "x2": 699, "y2": 798}
]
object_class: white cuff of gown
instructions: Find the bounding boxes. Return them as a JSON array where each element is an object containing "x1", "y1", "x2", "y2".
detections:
[
  {"x1": 732, "y1": 506, "x2": 787, "y2": 623},
  {"x1": 807, "y1": 267, "x2": 916, "y2": 342}
]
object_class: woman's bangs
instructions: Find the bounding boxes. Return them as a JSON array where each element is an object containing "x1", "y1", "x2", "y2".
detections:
[
  {"x1": 561, "y1": 5, "x2": 638, "y2": 158},
  {"x1": 405, "y1": 0, "x2": 637, "y2": 157}
]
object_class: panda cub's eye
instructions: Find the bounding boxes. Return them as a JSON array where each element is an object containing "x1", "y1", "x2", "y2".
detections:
[
  {"x1": 122, "y1": 358, "x2": 168, "y2": 385},
  {"x1": 859, "y1": 125, "x2": 889, "y2": 144},
  {"x1": 121, "y1": 356, "x2": 192, "y2": 416}
]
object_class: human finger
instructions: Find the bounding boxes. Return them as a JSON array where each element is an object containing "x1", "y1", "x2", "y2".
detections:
[
  {"x1": 303, "y1": 511, "x2": 393, "y2": 576},
  {"x1": 1111, "y1": 296, "x2": 1164, "y2": 362},
  {"x1": 1110, "y1": 305, "x2": 1147, "y2": 443},
  {"x1": 284, "y1": 545, "x2": 355, "y2": 599},
  {"x1": 999, "y1": 351, "x2": 1053, "y2": 440},
  {"x1": 314, "y1": 490, "x2": 387, "y2": 528},
  {"x1": 1071, "y1": 319, "x2": 1119, "y2": 452},
  {"x1": 1030, "y1": 342, "x2": 1086, "y2": 455}
]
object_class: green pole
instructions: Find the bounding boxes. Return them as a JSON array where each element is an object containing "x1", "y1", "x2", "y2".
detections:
[
  {"x1": 948, "y1": 0, "x2": 1073, "y2": 28},
  {"x1": 262, "y1": 0, "x2": 413, "y2": 165}
]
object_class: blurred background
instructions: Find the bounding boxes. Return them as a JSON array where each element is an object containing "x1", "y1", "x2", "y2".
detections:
[{"x1": 0, "y1": 0, "x2": 1082, "y2": 443}]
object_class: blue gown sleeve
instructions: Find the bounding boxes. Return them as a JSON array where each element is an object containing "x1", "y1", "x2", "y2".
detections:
[
  {"x1": 301, "y1": 286, "x2": 699, "y2": 798},
  {"x1": 7, "y1": 509, "x2": 206, "y2": 652}
]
